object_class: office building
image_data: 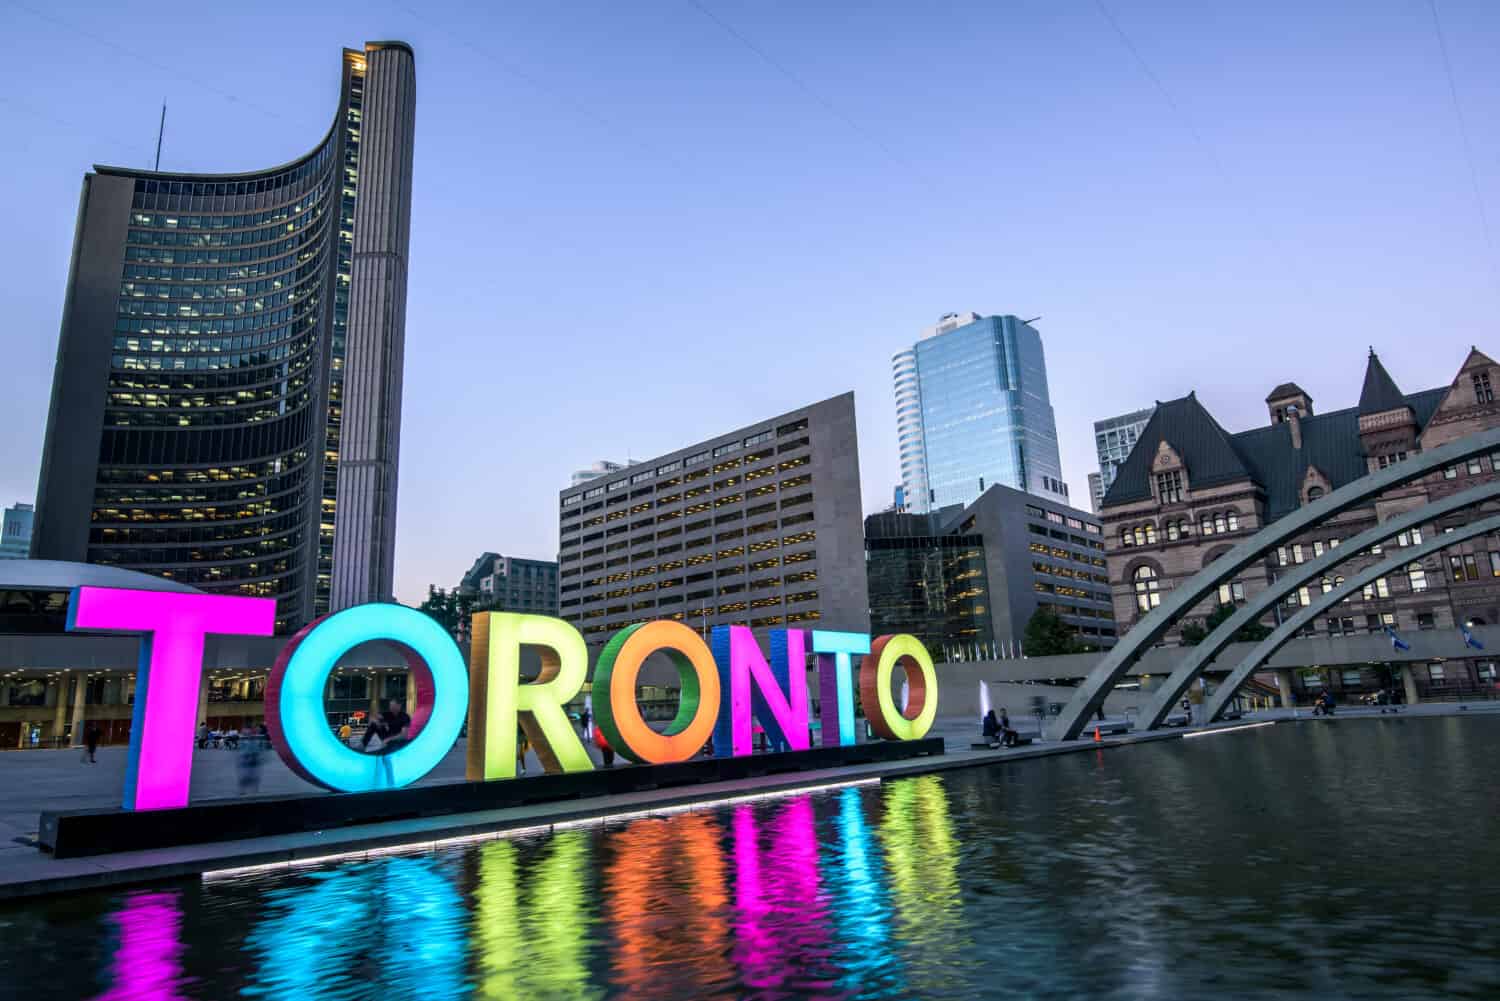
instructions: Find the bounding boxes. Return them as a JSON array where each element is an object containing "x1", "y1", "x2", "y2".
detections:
[
  {"x1": 1091, "y1": 406, "x2": 1154, "y2": 511},
  {"x1": 866, "y1": 484, "x2": 1113, "y2": 660},
  {"x1": 1, "y1": 504, "x2": 34, "y2": 560},
  {"x1": 458, "y1": 552, "x2": 560, "y2": 616},
  {"x1": 1100, "y1": 348, "x2": 1500, "y2": 700},
  {"x1": 30, "y1": 42, "x2": 416, "y2": 632},
  {"x1": 893, "y1": 312, "x2": 1067, "y2": 513},
  {"x1": 558, "y1": 393, "x2": 867, "y2": 647}
]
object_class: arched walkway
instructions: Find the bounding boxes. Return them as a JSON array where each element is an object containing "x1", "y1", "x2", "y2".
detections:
[
  {"x1": 1132, "y1": 480, "x2": 1500, "y2": 729},
  {"x1": 1051, "y1": 426, "x2": 1500, "y2": 740},
  {"x1": 1201, "y1": 511, "x2": 1500, "y2": 722}
]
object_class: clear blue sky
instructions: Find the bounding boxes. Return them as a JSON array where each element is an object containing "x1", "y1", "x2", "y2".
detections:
[{"x1": 4, "y1": 0, "x2": 1500, "y2": 604}]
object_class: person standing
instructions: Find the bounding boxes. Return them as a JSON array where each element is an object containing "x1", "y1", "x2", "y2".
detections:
[
  {"x1": 237, "y1": 725, "x2": 263, "y2": 795},
  {"x1": 517, "y1": 731, "x2": 531, "y2": 775},
  {"x1": 81, "y1": 722, "x2": 101, "y2": 764}
]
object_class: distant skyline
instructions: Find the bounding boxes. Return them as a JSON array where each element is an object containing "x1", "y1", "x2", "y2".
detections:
[{"x1": 4, "y1": 1, "x2": 1500, "y2": 605}]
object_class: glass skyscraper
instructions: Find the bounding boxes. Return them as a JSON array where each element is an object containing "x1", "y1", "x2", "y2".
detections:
[
  {"x1": 1090, "y1": 406, "x2": 1154, "y2": 511},
  {"x1": 31, "y1": 42, "x2": 416, "y2": 632},
  {"x1": 893, "y1": 313, "x2": 1067, "y2": 513}
]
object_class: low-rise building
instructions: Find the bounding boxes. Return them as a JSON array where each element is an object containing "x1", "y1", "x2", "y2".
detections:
[
  {"x1": 458, "y1": 552, "x2": 559, "y2": 616},
  {"x1": 866, "y1": 483, "x2": 1114, "y2": 661}
]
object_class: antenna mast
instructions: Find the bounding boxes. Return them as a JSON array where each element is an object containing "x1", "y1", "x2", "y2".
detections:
[{"x1": 153, "y1": 102, "x2": 166, "y2": 171}]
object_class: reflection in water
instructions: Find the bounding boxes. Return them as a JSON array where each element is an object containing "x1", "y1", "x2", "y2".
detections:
[
  {"x1": 92, "y1": 890, "x2": 187, "y2": 1001},
  {"x1": 605, "y1": 810, "x2": 733, "y2": 995},
  {"x1": 242, "y1": 856, "x2": 467, "y2": 1000},
  {"x1": 879, "y1": 775, "x2": 967, "y2": 995},
  {"x1": 474, "y1": 833, "x2": 599, "y2": 1000},
  {"x1": 19, "y1": 718, "x2": 1500, "y2": 1000}
]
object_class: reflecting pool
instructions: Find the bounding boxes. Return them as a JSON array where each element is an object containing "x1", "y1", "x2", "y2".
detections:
[{"x1": 3, "y1": 716, "x2": 1498, "y2": 999}]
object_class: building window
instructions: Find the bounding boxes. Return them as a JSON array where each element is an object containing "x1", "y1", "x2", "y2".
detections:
[
  {"x1": 1276, "y1": 546, "x2": 1289, "y2": 566},
  {"x1": 1155, "y1": 471, "x2": 1183, "y2": 504},
  {"x1": 1443, "y1": 465, "x2": 1459, "y2": 480},
  {"x1": 1469, "y1": 457, "x2": 1484, "y2": 475},
  {"x1": 1133, "y1": 566, "x2": 1162, "y2": 612},
  {"x1": 1214, "y1": 513, "x2": 1227, "y2": 534},
  {"x1": 1144, "y1": 523, "x2": 1157, "y2": 545},
  {"x1": 1363, "y1": 577, "x2": 1390, "y2": 599},
  {"x1": 1227, "y1": 512, "x2": 1239, "y2": 531},
  {"x1": 1167, "y1": 520, "x2": 1180, "y2": 541},
  {"x1": 1319, "y1": 577, "x2": 1333, "y2": 594},
  {"x1": 1291, "y1": 544, "x2": 1305, "y2": 564},
  {"x1": 1217, "y1": 580, "x2": 1245, "y2": 605},
  {"x1": 1313, "y1": 540, "x2": 1325, "y2": 558},
  {"x1": 1407, "y1": 563, "x2": 1428, "y2": 593},
  {"x1": 1341, "y1": 669, "x2": 1363, "y2": 687},
  {"x1": 1474, "y1": 371, "x2": 1494, "y2": 404},
  {"x1": 1120, "y1": 528, "x2": 1134, "y2": 548},
  {"x1": 1307, "y1": 486, "x2": 1324, "y2": 501},
  {"x1": 1201, "y1": 516, "x2": 1214, "y2": 536},
  {"x1": 1428, "y1": 663, "x2": 1446, "y2": 682},
  {"x1": 1417, "y1": 612, "x2": 1436, "y2": 631},
  {"x1": 1376, "y1": 452, "x2": 1408, "y2": 469},
  {"x1": 1490, "y1": 551, "x2": 1500, "y2": 577},
  {"x1": 1397, "y1": 528, "x2": 1423, "y2": 547},
  {"x1": 1478, "y1": 662, "x2": 1497, "y2": 682}
]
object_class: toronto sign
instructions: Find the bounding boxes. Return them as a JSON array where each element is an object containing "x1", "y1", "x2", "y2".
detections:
[{"x1": 66, "y1": 587, "x2": 940, "y2": 811}]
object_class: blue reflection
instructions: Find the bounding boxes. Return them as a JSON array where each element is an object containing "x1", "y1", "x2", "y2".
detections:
[
  {"x1": 241, "y1": 856, "x2": 467, "y2": 1000},
  {"x1": 828, "y1": 786, "x2": 907, "y2": 995}
]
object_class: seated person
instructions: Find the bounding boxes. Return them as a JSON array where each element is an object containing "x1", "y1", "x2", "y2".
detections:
[{"x1": 999, "y1": 709, "x2": 1020, "y2": 747}]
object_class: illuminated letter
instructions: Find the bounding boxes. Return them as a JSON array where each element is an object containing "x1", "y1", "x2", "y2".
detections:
[
  {"x1": 810, "y1": 630, "x2": 869, "y2": 747},
  {"x1": 710, "y1": 626, "x2": 809, "y2": 757},
  {"x1": 467, "y1": 612, "x2": 593, "y2": 780},
  {"x1": 265, "y1": 603, "x2": 468, "y2": 792},
  {"x1": 591, "y1": 620, "x2": 721, "y2": 764},
  {"x1": 858, "y1": 634, "x2": 938, "y2": 740},
  {"x1": 66, "y1": 586, "x2": 275, "y2": 811}
]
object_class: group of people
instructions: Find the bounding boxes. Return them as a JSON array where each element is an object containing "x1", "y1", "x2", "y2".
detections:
[
  {"x1": 982, "y1": 708, "x2": 1021, "y2": 748},
  {"x1": 1312, "y1": 690, "x2": 1337, "y2": 716}
]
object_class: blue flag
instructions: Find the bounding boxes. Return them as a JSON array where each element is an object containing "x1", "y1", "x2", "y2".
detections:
[
  {"x1": 1462, "y1": 624, "x2": 1485, "y2": 651},
  {"x1": 1384, "y1": 625, "x2": 1411, "y2": 652}
]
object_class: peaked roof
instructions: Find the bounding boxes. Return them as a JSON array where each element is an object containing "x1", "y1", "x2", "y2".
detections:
[
  {"x1": 1358, "y1": 351, "x2": 1408, "y2": 415},
  {"x1": 1265, "y1": 382, "x2": 1310, "y2": 403},
  {"x1": 1102, "y1": 385, "x2": 1448, "y2": 520},
  {"x1": 1102, "y1": 394, "x2": 1250, "y2": 505}
]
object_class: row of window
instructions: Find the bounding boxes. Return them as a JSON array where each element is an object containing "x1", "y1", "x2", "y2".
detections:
[
  {"x1": 561, "y1": 421, "x2": 810, "y2": 507},
  {"x1": 1119, "y1": 510, "x2": 1240, "y2": 548}
]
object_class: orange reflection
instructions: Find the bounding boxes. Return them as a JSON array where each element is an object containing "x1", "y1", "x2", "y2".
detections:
[{"x1": 604, "y1": 811, "x2": 730, "y2": 993}]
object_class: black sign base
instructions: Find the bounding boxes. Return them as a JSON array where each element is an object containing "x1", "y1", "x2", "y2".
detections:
[{"x1": 39, "y1": 737, "x2": 943, "y2": 859}]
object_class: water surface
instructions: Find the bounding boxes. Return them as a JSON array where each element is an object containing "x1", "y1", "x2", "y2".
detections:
[{"x1": 3, "y1": 716, "x2": 1497, "y2": 999}]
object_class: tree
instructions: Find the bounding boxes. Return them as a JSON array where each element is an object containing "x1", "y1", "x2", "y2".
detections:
[
  {"x1": 1023, "y1": 607, "x2": 1084, "y2": 657},
  {"x1": 417, "y1": 585, "x2": 475, "y2": 641},
  {"x1": 1179, "y1": 603, "x2": 1271, "y2": 646}
]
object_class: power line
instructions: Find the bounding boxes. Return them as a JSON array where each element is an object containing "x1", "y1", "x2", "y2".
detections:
[
  {"x1": 1092, "y1": 0, "x2": 1312, "y2": 303},
  {"x1": 685, "y1": 0, "x2": 936, "y2": 190},
  {"x1": 390, "y1": 1, "x2": 690, "y2": 175},
  {"x1": 1426, "y1": 0, "x2": 1500, "y2": 298},
  {"x1": 8, "y1": 1, "x2": 285, "y2": 122}
]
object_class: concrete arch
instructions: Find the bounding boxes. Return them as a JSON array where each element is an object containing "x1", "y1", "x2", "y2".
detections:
[
  {"x1": 1049, "y1": 426, "x2": 1500, "y2": 740},
  {"x1": 1133, "y1": 480, "x2": 1500, "y2": 730},
  {"x1": 1201, "y1": 511, "x2": 1500, "y2": 722}
]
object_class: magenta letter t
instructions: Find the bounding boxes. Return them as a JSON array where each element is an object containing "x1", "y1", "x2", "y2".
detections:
[{"x1": 68, "y1": 587, "x2": 276, "y2": 810}]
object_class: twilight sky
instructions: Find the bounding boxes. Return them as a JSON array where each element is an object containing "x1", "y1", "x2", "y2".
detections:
[{"x1": 3, "y1": 0, "x2": 1499, "y2": 604}]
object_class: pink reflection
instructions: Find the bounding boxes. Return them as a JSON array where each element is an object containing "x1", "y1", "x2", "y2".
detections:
[
  {"x1": 93, "y1": 891, "x2": 188, "y2": 1001},
  {"x1": 731, "y1": 798, "x2": 833, "y2": 994}
]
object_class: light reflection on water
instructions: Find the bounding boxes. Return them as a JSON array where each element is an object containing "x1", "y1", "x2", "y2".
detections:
[{"x1": 3, "y1": 717, "x2": 1499, "y2": 1000}]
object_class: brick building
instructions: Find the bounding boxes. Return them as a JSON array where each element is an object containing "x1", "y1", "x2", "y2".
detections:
[{"x1": 1100, "y1": 348, "x2": 1500, "y2": 699}]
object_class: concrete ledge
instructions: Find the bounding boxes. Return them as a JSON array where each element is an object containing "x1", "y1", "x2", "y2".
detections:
[{"x1": 40, "y1": 737, "x2": 944, "y2": 859}]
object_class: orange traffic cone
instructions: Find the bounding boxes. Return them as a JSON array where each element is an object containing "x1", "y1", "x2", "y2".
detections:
[{"x1": 1094, "y1": 725, "x2": 1102, "y2": 743}]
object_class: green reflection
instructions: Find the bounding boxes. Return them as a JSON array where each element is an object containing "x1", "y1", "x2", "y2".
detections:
[
  {"x1": 474, "y1": 833, "x2": 600, "y2": 1001},
  {"x1": 879, "y1": 775, "x2": 968, "y2": 992}
]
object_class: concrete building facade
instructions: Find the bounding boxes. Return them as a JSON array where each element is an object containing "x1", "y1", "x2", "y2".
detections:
[
  {"x1": 30, "y1": 42, "x2": 416, "y2": 632},
  {"x1": 893, "y1": 312, "x2": 1068, "y2": 513},
  {"x1": 558, "y1": 393, "x2": 867, "y2": 649},
  {"x1": 1100, "y1": 348, "x2": 1500, "y2": 703}
]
